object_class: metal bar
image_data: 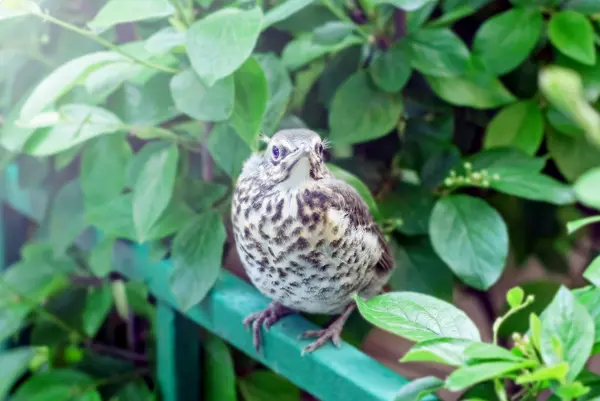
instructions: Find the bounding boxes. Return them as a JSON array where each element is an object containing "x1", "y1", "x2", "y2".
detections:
[{"x1": 156, "y1": 302, "x2": 201, "y2": 401}]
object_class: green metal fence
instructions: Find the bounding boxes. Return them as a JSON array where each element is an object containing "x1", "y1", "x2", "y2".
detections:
[{"x1": 1, "y1": 163, "x2": 439, "y2": 401}]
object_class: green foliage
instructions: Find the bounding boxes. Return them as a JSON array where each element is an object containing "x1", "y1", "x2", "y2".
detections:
[{"x1": 1, "y1": 0, "x2": 600, "y2": 399}]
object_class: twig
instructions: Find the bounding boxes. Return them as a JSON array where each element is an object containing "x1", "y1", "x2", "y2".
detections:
[{"x1": 86, "y1": 342, "x2": 148, "y2": 363}]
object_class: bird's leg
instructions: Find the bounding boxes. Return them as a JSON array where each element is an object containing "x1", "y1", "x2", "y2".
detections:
[
  {"x1": 299, "y1": 303, "x2": 356, "y2": 355},
  {"x1": 243, "y1": 301, "x2": 293, "y2": 353}
]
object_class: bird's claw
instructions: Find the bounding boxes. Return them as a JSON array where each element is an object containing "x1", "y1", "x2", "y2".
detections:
[
  {"x1": 242, "y1": 302, "x2": 292, "y2": 353},
  {"x1": 300, "y1": 325, "x2": 343, "y2": 356}
]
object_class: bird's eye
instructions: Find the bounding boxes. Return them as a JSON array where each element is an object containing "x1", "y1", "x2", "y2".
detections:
[
  {"x1": 272, "y1": 146, "x2": 280, "y2": 159},
  {"x1": 316, "y1": 143, "x2": 324, "y2": 156}
]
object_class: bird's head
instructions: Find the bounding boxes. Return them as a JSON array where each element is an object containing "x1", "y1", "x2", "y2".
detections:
[{"x1": 258, "y1": 129, "x2": 329, "y2": 189}]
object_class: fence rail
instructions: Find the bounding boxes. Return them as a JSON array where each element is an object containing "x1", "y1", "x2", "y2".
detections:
[{"x1": 1, "y1": 164, "x2": 438, "y2": 401}]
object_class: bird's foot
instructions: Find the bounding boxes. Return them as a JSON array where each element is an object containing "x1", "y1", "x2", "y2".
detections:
[
  {"x1": 243, "y1": 301, "x2": 292, "y2": 353},
  {"x1": 299, "y1": 304, "x2": 356, "y2": 355}
]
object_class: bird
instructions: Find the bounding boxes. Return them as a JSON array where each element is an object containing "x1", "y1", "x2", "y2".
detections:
[{"x1": 231, "y1": 129, "x2": 394, "y2": 355}]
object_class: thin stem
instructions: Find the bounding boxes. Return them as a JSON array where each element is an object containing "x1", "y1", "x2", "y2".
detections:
[
  {"x1": 321, "y1": 0, "x2": 371, "y2": 41},
  {"x1": 170, "y1": 0, "x2": 193, "y2": 26},
  {"x1": 495, "y1": 379, "x2": 509, "y2": 401},
  {"x1": 33, "y1": 10, "x2": 179, "y2": 74},
  {"x1": 87, "y1": 342, "x2": 148, "y2": 363},
  {"x1": 493, "y1": 296, "x2": 535, "y2": 345}
]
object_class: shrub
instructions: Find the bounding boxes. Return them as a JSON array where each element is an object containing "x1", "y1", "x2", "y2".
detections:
[{"x1": 0, "y1": 0, "x2": 600, "y2": 400}]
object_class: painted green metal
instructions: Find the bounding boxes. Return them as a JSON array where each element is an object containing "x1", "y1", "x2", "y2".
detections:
[
  {"x1": 2, "y1": 165, "x2": 439, "y2": 401},
  {"x1": 156, "y1": 302, "x2": 201, "y2": 401}
]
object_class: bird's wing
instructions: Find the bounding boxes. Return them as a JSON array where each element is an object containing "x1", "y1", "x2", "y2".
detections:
[{"x1": 324, "y1": 178, "x2": 394, "y2": 272}]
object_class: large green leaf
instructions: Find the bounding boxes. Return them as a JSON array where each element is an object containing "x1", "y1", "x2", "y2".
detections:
[
  {"x1": 208, "y1": 124, "x2": 252, "y2": 179},
  {"x1": 22, "y1": 104, "x2": 122, "y2": 156},
  {"x1": 170, "y1": 211, "x2": 226, "y2": 311},
  {"x1": 425, "y1": 58, "x2": 516, "y2": 109},
  {"x1": 548, "y1": 11, "x2": 596, "y2": 66},
  {"x1": 11, "y1": 369, "x2": 101, "y2": 401},
  {"x1": 81, "y1": 135, "x2": 132, "y2": 207},
  {"x1": 378, "y1": 183, "x2": 436, "y2": 236},
  {"x1": 0, "y1": 347, "x2": 36, "y2": 399},
  {"x1": 87, "y1": 194, "x2": 194, "y2": 242},
  {"x1": 574, "y1": 167, "x2": 600, "y2": 209},
  {"x1": 204, "y1": 334, "x2": 236, "y2": 401},
  {"x1": 256, "y1": 53, "x2": 293, "y2": 135},
  {"x1": 540, "y1": 286, "x2": 595, "y2": 381},
  {"x1": 132, "y1": 143, "x2": 179, "y2": 242},
  {"x1": 82, "y1": 285, "x2": 113, "y2": 337},
  {"x1": 369, "y1": 40, "x2": 412, "y2": 93},
  {"x1": 484, "y1": 101, "x2": 544, "y2": 155},
  {"x1": 18, "y1": 52, "x2": 122, "y2": 121},
  {"x1": 355, "y1": 292, "x2": 481, "y2": 342},
  {"x1": 429, "y1": 195, "x2": 508, "y2": 290},
  {"x1": 49, "y1": 179, "x2": 87, "y2": 256},
  {"x1": 389, "y1": 239, "x2": 454, "y2": 302},
  {"x1": 230, "y1": 57, "x2": 268, "y2": 146},
  {"x1": 170, "y1": 69, "x2": 234, "y2": 121},
  {"x1": 186, "y1": 7, "x2": 263, "y2": 86},
  {"x1": 583, "y1": 256, "x2": 600, "y2": 287},
  {"x1": 445, "y1": 361, "x2": 535, "y2": 391},
  {"x1": 329, "y1": 70, "x2": 403, "y2": 144},
  {"x1": 573, "y1": 286, "x2": 600, "y2": 346},
  {"x1": 281, "y1": 35, "x2": 362, "y2": 71},
  {"x1": 262, "y1": 0, "x2": 314, "y2": 29},
  {"x1": 472, "y1": 8, "x2": 542, "y2": 75},
  {"x1": 145, "y1": 27, "x2": 185, "y2": 55},
  {"x1": 400, "y1": 337, "x2": 472, "y2": 367},
  {"x1": 88, "y1": 0, "x2": 174, "y2": 33},
  {"x1": 406, "y1": 28, "x2": 470, "y2": 77},
  {"x1": 547, "y1": 128, "x2": 600, "y2": 181}
]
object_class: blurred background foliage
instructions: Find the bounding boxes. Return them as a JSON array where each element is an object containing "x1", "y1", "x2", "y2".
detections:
[{"x1": 0, "y1": 0, "x2": 600, "y2": 399}]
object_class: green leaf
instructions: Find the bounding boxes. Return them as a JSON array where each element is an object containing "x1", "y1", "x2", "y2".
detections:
[
  {"x1": 464, "y1": 342, "x2": 525, "y2": 363},
  {"x1": 484, "y1": 101, "x2": 544, "y2": 155},
  {"x1": 516, "y1": 362, "x2": 569, "y2": 384},
  {"x1": 472, "y1": 8, "x2": 542, "y2": 75},
  {"x1": 313, "y1": 21, "x2": 354, "y2": 45},
  {"x1": 354, "y1": 292, "x2": 481, "y2": 342},
  {"x1": 18, "y1": 52, "x2": 123, "y2": 121},
  {"x1": 530, "y1": 313, "x2": 542, "y2": 351},
  {"x1": 388, "y1": 238, "x2": 454, "y2": 302},
  {"x1": 372, "y1": 0, "x2": 436, "y2": 11},
  {"x1": 406, "y1": 28, "x2": 470, "y2": 77},
  {"x1": 547, "y1": 128, "x2": 600, "y2": 182},
  {"x1": 132, "y1": 143, "x2": 179, "y2": 242},
  {"x1": 327, "y1": 163, "x2": 380, "y2": 220},
  {"x1": 564, "y1": 0, "x2": 600, "y2": 14},
  {"x1": 0, "y1": 347, "x2": 36, "y2": 399},
  {"x1": 178, "y1": 178, "x2": 228, "y2": 213},
  {"x1": 186, "y1": 7, "x2": 263, "y2": 87},
  {"x1": 506, "y1": 286, "x2": 524, "y2": 308},
  {"x1": 547, "y1": 107, "x2": 586, "y2": 137},
  {"x1": 429, "y1": 195, "x2": 508, "y2": 290},
  {"x1": 49, "y1": 179, "x2": 87, "y2": 256},
  {"x1": 567, "y1": 216, "x2": 600, "y2": 234},
  {"x1": 400, "y1": 337, "x2": 472, "y2": 366},
  {"x1": 145, "y1": 27, "x2": 185, "y2": 55},
  {"x1": 378, "y1": 183, "x2": 436, "y2": 236},
  {"x1": 394, "y1": 376, "x2": 443, "y2": 401},
  {"x1": 281, "y1": 35, "x2": 362, "y2": 71},
  {"x1": 170, "y1": 211, "x2": 226, "y2": 311},
  {"x1": 208, "y1": 123, "x2": 252, "y2": 179},
  {"x1": 425, "y1": 58, "x2": 516, "y2": 109},
  {"x1": 89, "y1": 237, "x2": 114, "y2": 278},
  {"x1": 262, "y1": 0, "x2": 314, "y2": 29},
  {"x1": 430, "y1": 0, "x2": 491, "y2": 27},
  {"x1": 170, "y1": 69, "x2": 234, "y2": 121},
  {"x1": 549, "y1": 11, "x2": 596, "y2": 65},
  {"x1": 0, "y1": 0, "x2": 39, "y2": 19},
  {"x1": 329, "y1": 70, "x2": 403, "y2": 144},
  {"x1": 204, "y1": 334, "x2": 236, "y2": 401},
  {"x1": 573, "y1": 286, "x2": 600, "y2": 346},
  {"x1": 369, "y1": 40, "x2": 412, "y2": 93},
  {"x1": 238, "y1": 371, "x2": 300, "y2": 401},
  {"x1": 540, "y1": 286, "x2": 595, "y2": 381},
  {"x1": 11, "y1": 369, "x2": 101, "y2": 401},
  {"x1": 22, "y1": 104, "x2": 122, "y2": 156},
  {"x1": 556, "y1": 382, "x2": 590, "y2": 399},
  {"x1": 574, "y1": 167, "x2": 600, "y2": 209},
  {"x1": 81, "y1": 135, "x2": 132, "y2": 207},
  {"x1": 256, "y1": 53, "x2": 293, "y2": 135},
  {"x1": 445, "y1": 361, "x2": 535, "y2": 391},
  {"x1": 88, "y1": 0, "x2": 174, "y2": 33},
  {"x1": 406, "y1": 2, "x2": 436, "y2": 33},
  {"x1": 487, "y1": 168, "x2": 575, "y2": 205},
  {"x1": 230, "y1": 57, "x2": 268, "y2": 146},
  {"x1": 583, "y1": 255, "x2": 600, "y2": 287},
  {"x1": 113, "y1": 382, "x2": 155, "y2": 401},
  {"x1": 467, "y1": 148, "x2": 546, "y2": 174},
  {"x1": 83, "y1": 285, "x2": 113, "y2": 337}
]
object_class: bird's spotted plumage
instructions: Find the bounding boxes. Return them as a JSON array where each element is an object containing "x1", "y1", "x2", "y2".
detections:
[{"x1": 231, "y1": 129, "x2": 394, "y2": 353}]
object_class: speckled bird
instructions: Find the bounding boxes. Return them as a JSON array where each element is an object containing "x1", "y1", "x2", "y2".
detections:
[{"x1": 231, "y1": 129, "x2": 394, "y2": 354}]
